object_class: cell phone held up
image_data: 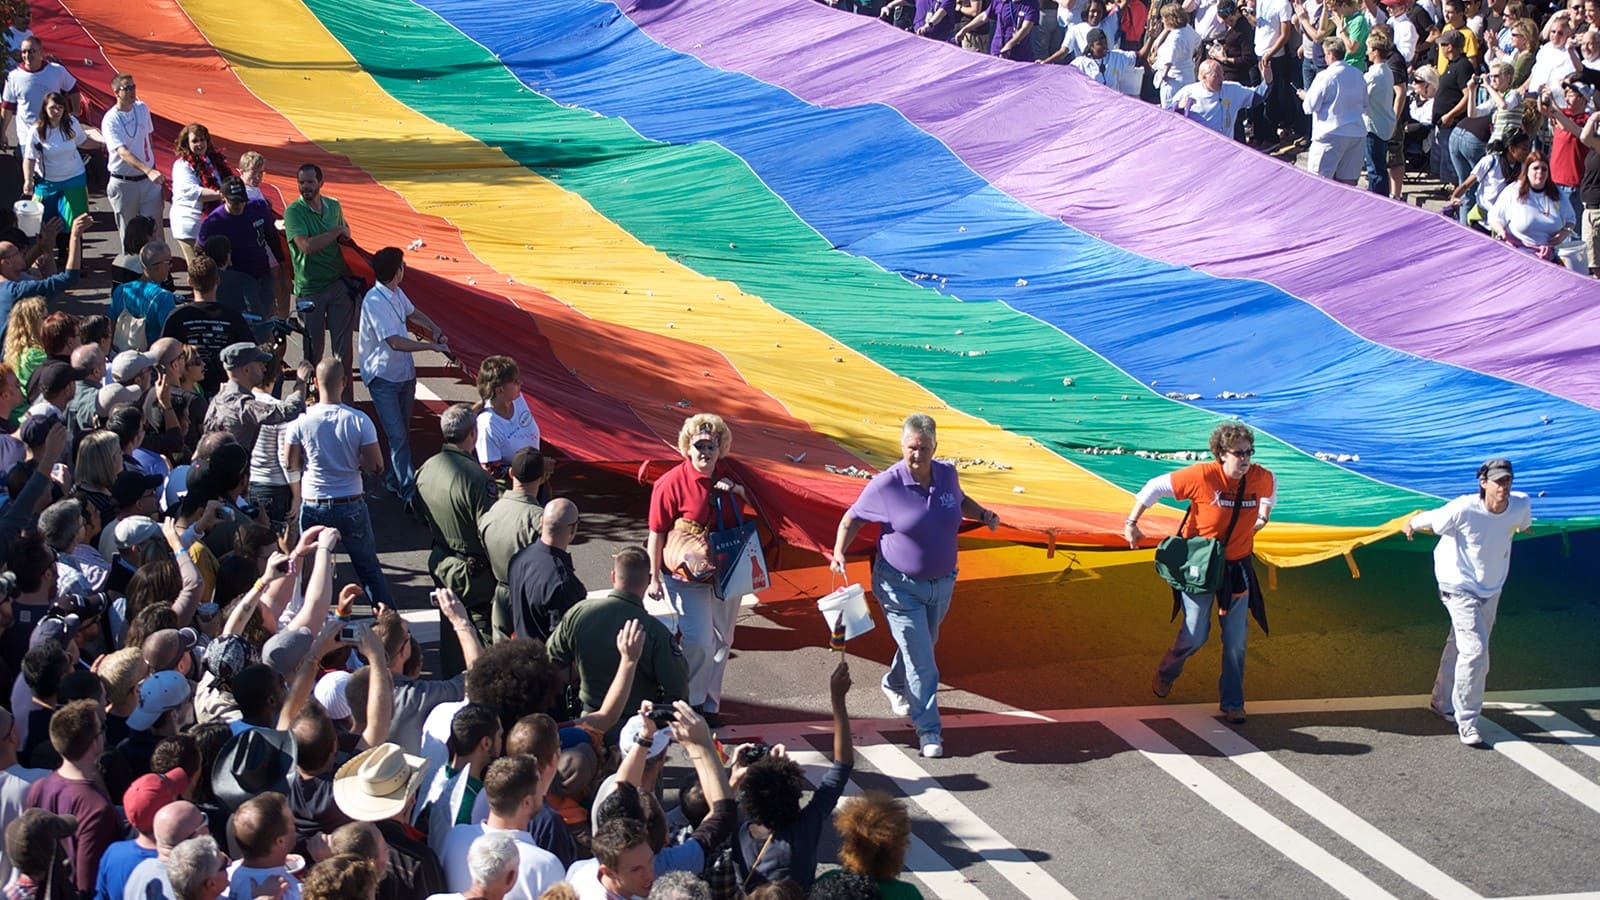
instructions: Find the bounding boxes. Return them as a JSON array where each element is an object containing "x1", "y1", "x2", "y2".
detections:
[{"x1": 340, "y1": 618, "x2": 374, "y2": 643}]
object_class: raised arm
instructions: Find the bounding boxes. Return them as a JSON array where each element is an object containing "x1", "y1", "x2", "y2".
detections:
[
  {"x1": 830, "y1": 658, "x2": 854, "y2": 768},
  {"x1": 573, "y1": 620, "x2": 644, "y2": 737},
  {"x1": 356, "y1": 623, "x2": 394, "y2": 749},
  {"x1": 286, "y1": 526, "x2": 339, "y2": 633},
  {"x1": 278, "y1": 617, "x2": 341, "y2": 730}
]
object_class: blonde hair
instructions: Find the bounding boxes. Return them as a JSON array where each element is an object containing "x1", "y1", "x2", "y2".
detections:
[
  {"x1": 75, "y1": 430, "x2": 123, "y2": 492},
  {"x1": 237, "y1": 150, "x2": 265, "y2": 172},
  {"x1": 3, "y1": 296, "x2": 46, "y2": 370},
  {"x1": 98, "y1": 648, "x2": 147, "y2": 707},
  {"x1": 676, "y1": 413, "x2": 732, "y2": 457}
]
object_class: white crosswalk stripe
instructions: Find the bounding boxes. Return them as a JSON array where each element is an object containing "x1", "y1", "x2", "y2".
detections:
[
  {"x1": 731, "y1": 690, "x2": 1600, "y2": 899},
  {"x1": 1171, "y1": 713, "x2": 1482, "y2": 900}
]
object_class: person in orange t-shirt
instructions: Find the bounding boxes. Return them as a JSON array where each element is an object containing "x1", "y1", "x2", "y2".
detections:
[{"x1": 1125, "y1": 423, "x2": 1276, "y2": 723}]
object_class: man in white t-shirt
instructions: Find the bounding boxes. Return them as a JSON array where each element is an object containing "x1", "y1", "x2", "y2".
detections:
[
  {"x1": 284, "y1": 357, "x2": 391, "y2": 609},
  {"x1": 440, "y1": 756, "x2": 564, "y2": 900},
  {"x1": 1174, "y1": 58, "x2": 1274, "y2": 134},
  {"x1": 226, "y1": 793, "x2": 303, "y2": 900},
  {"x1": 1527, "y1": 12, "x2": 1578, "y2": 98},
  {"x1": 0, "y1": 36, "x2": 78, "y2": 140},
  {"x1": 101, "y1": 73, "x2": 166, "y2": 245},
  {"x1": 1251, "y1": 0, "x2": 1300, "y2": 143},
  {"x1": 1404, "y1": 458, "x2": 1533, "y2": 747},
  {"x1": 358, "y1": 247, "x2": 447, "y2": 512}
]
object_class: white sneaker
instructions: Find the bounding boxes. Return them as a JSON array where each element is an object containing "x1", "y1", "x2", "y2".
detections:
[
  {"x1": 1459, "y1": 727, "x2": 1486, "y2": 747},
  {"x1": 881, "y1": 683, "x2": 911, "y2": 717},
  {"x1": 920, "y1": 740, "x2": 944, "y2": 759}
]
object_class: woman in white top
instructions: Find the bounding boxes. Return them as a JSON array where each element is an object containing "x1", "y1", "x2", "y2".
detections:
[
  {"x1": 473, "y1": 355, "x2": 541, "y2": 486},
  {"x1": 21, "y1": 91, "x2": 100, "y2": 225},
  {"x1": 1151, "y1": 3, "x2": 1203, "y2": 107},
  {"x1": 170, "y1": 122, "x2": 236, "y2": 268},
  {"x1": 1488, "y1": 150, "x2": 1576, "y2": 260},
  {"x1": 1447, "y1": 127, "x2": 1529, "y2": 220}
]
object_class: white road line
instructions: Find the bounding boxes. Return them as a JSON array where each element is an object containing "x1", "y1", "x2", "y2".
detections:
[
  {"x1": 1100, "y1": 717, "x2": 1397, "y2": 900},
  {"x1": 854, "y1": 741, "x2": 1080, "y2": 900},
  {"x1": 1489, "y1": 703, "x2": 1600, "y2": 766},
  {"x1": 783, "y1": 745, "x2": 988, "y2": 900},
  {"x1": 1173, "y1": 714, "x2": 1482, "y2": 900},
  {"x1": 1494, "y1": 893, "x2": 1600, "y2": 899},
  {"x1": 716, "y1": 688, "x2": 1600, "y2": 742},
  {"x1": 1477, "y1": 718, "x2": 1600, "y2": 815}
]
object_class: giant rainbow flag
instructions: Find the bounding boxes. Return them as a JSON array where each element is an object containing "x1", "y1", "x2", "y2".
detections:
[{"x1": 46, "y1": 0, "x2": 1600, "y2": 570}]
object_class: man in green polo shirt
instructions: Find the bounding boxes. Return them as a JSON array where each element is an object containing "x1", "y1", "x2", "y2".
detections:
[
  {"x1": 284, "y1": 162, "x2": 355, "y2": 402},
  {"x1": 547, "y1": 545, "x2": 687, "y2": 744}
]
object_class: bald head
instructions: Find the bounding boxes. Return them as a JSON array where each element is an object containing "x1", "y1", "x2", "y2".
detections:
[
  {"x1": 541, "y1": 498, "x2": 578, "y2": 548},
  {"x1": 315, "y1": 357, "x2": 345, "y2": 397},
  {"x1": 1198, "y1": 58, "x2": 1223, "y2": 89},
  {"x1": 154, "y1": 800, "x2": 206, "y2": 854},
  {"x1": 70, "y1": 344, "x2": 103, "y2": 377}
]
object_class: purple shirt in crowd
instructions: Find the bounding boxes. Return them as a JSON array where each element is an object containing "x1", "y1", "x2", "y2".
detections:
[
  {"x1": 196, "y1": 198, "x2": 279, "y2": 279},
  {"x1": 989, "y1": 0, "x2": 1040, "y2": 60},
  {"x1": 847, "y1": 459, "x2": 964, "y2": 580},
  {"x1": 916, "y1": 0, "x2": 958, "y2": 42}
]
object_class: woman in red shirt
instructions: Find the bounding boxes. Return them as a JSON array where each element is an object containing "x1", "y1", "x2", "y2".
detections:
[
  {"x1": 1125, "y1": 423, "x2": 1276, "y2": 723},
  {"x1": 646, "y1": 414, "x2": 750, "y2": 725}
]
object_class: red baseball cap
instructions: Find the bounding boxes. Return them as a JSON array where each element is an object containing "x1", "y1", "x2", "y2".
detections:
[{"x1": 123, "y1": 768, "x2": 191, "y2": 836}]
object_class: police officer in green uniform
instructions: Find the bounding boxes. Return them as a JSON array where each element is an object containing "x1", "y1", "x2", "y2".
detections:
[
  {"x1": 477, "y1": 446, "x2": 550, "y2": 642},
  {"x1": 415, "y1": 402, "x2": 497, "y2": 675}
]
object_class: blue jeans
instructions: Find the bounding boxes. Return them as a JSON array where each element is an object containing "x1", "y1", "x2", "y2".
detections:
[
  {"x1": 1365, "y1": 132, "x2": 1391, "y2": 195},
  {"x1": 873, "y1": 557, "x2": 956, "y2": 742},
  {"x1": 365, "y1": 376, "x2": 417, "y2": 504},
  {"x1": 299, "y1": 497, "x2": 393, "y2": 609},
  {"x1": 1449, "y1": 127, "x2": 1487, "y2": 208},
  {"x1": 1157, "y1": 575, "x2": 1252, "y2": 711}
]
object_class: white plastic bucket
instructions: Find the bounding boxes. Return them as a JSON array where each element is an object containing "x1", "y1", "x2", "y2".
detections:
[
  {"x1": 13, "y1": 200, "x2": 42, "y2": 238},
  {"x1": 1558, "y1": 238, "x2": 1589, "y2": 273},
  {"x1": 816, "y1": 583, "x2": 874, "y2": 640}
]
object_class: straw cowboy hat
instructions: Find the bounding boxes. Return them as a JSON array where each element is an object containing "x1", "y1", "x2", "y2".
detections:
[{"x1": 332, "y1": 743, "x2": 427, "y2": 822}]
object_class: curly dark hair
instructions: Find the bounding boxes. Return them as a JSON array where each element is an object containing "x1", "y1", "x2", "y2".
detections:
[
  {"x1": 185, "y1": 721, "x2": 234, "y2": 805},
  {"x1": 464, "y1": 638, "x2": 560, "y2": 729},
  {"x1": 22, "y1": 641, "x2": 71, "y2": 699},
  {"x1": 736, "y1": 756, "x2": 806, "y2": 830},
  {"x1": 807, "y1": 872, "x2": 879, "y2": 900},
  {"x1": 151, "y1": 733, "x2": 201, "y2": 779}
]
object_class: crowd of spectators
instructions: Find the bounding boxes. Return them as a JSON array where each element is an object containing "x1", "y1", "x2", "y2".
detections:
[
  {"x1": 0, "y1": 7, "x2": 917, "y2": 899},
  {"x1": 827, "y1": 0, "x2": 1600, "y2": 274}
]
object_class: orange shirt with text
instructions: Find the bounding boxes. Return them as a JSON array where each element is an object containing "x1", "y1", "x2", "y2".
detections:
[{"x1": 1170, "y1": 462, "x2": 1276, "y2": 562}]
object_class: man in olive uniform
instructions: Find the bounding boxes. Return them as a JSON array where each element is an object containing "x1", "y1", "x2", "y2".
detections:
[
  {"x1": 477, "y1": 446, "x2": 550, "y2": 643},
  {"x1": 547, "y1": 546, "x2": 688, "y2": 744},
  {"x1": 415, "y1": 402, "x2": 497, "y2": 675}
]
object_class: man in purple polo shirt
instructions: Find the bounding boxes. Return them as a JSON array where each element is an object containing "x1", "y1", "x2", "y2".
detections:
[
  {"x1": 197, "y1": 176, "x2": 278, "y2": 319},
  {"x1": 827, "y1": 413, "x2": 999, "y2": 759}
]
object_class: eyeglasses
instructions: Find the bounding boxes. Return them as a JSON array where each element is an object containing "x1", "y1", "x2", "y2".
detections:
[
  {"x1": 115, "y1": 84, "x2": 136, "y2": 92},
  {"x1": 692, "y1": 441, "x2": 718, "y2": 453},
  {"x1": 1227, "y1": 447, "x2": 1256, "y2": 458}
]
